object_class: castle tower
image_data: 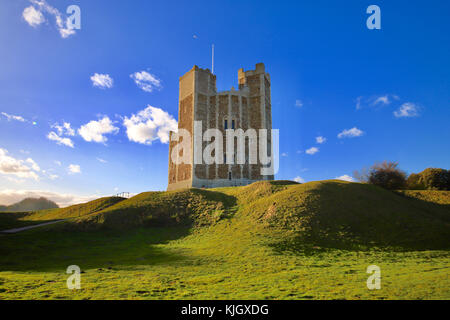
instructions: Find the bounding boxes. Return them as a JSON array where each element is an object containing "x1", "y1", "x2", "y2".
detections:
[{"x1": 168, "y1": 63, "x2": 273, "y2": 191}]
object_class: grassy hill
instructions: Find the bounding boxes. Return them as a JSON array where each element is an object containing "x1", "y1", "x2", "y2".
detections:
[
  {"x1": 24, "y1": 196, "x2": 126, "y2": 221},
  {"x1": 52, "y1": 180, "x2": 450, "y2": 250},
  {"x1": 59, "y1": 189, "x2": 236, "y2": 231},
  {"x1": 0, "y1": 197, "x2": 58, "y2": 212},
  {"x1": 396, "y1": 189, "x2": 450, "y2": 205},
  {"x1": 0, "y1": 196, "x2": 125, "y2": 230},
  {"x1": 0, "y1": 180, "x2": 449, "y2": 299},
  {"x1": 233, "y1": 181, "x2": 449, "y2": 250}
]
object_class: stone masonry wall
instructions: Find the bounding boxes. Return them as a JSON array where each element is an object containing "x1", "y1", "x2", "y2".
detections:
[{"x1": 168, "y1": 63, "x2": 272, "y2": 190}]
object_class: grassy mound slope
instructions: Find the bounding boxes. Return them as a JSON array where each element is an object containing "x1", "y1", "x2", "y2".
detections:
[
  {"x1": 231, "y1": 180, "x2": 449, "y2": 249},
  {"x1": 61, "y1": 189, "x2": 236, "y2": 230},
  {"x1": 0, "y1": 197, "x2": 125, "y2": 230},
  {"x1": 0, "y1": 180, "x2": 449, "y2": 299},
  {"x1": 52, "y1": 180, "x2": 450, "y2": 250},
  {"x1": 396, "y1": 190, "x2": 450, "y2": 205},
  {"x1": 25, "y1": 196, "x2": 126, "y2": 221},
  {"x1": 215, "y1": 180, "x2": 298, "y2": 205}
]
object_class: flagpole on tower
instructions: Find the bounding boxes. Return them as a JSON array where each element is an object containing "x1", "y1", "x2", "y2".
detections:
[{"x1": 212, "y1": 44, "x2": 214, "y2": 74}]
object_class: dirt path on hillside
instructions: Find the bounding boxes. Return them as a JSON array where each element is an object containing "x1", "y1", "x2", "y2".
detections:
[{"x1": 0, "y1": 220, "x2": 65, "y2": 234}]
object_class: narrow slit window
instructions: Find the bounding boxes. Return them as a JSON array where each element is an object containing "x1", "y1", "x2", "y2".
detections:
[
  {"x1": 224, "y1": 119, "x2": 228, "y2": 129},
  {"x1": 228, "y1": 172, "x2": 232, "y2": 180},
  {"x1": 232, "y1": 120, "x2": 235, "y2": 129}
]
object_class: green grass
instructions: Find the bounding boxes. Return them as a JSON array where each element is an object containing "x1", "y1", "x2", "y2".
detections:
[
  {"x1": 0, "y1": 180, "x2": 449, "y2": 300},
  {"x1": 0, "y1": 212, "x2": 54, "y2": 230},
  {"x1": 59, "y1": 189, "x2": 236, "y2": 230},
  {"x1": 395, "y1": 190, "x2": 450, "y2": 205},
  {"x1": 25, "y1": 196, "x2": 126, "y2": 221},
  {"x1": 0, "y1": 197, "x2": 125, "y2": 230}
]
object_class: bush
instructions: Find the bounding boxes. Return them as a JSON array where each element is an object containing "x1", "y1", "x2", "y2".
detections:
[
  {"x1": 354, "y1": 161, "x2": 407, "y2": 190},
  {"x1": 406, "y1": 173, "x2": 425, "y2": 190},
  {"x1": 411, "y1": 168, "x2": 450, "y2": 190}
]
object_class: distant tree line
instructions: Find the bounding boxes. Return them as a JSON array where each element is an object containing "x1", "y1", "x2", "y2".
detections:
[{"x1": 354, "y1": 161, "x2": 450, "y2": 190}]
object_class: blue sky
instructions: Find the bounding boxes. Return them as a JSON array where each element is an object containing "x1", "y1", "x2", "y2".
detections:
[{"x1": 0, "y1": 0, "x2": 449, "y2": 206}]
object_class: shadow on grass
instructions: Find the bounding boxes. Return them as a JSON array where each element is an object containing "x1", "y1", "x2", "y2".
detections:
[
  {"x1": 0, "y1": 226, "x2": 191, "y2": 272},
  {"x1": 190, "y1": 188, "x2": 237, "y2": 207},
  {"x1": 269, "y1": 180, "x2": 300, "y2": 186},
  {"x1": 0, "y1": 212, "x2": 53, "y2": 230}
]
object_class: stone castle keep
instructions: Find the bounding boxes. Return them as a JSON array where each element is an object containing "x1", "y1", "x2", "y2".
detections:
[{"x1": 167, "y1": 63, "x2": 273, "y2": 190}]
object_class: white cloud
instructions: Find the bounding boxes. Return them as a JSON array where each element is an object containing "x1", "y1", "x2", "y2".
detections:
[
  {"x1": 355, "y1": 96, "x2": 362, "y2": 110},
  {"x1": 54, "y1": 160, "x2": 62, "y2": 166},
  {"x1": 0, "y1": 148, "x2": 40, "y2": 180},
  {"x1": 281, "y1": 152, "x2": 288, "y2": 157},
  {"x1": 22, "y1": 5, "x2": 45, "y2": 27},
  {"x1": 0, "y1": 189, "x2": 99, "y2": 208},
  {"x1": 1, "y1": 112, "x2": 26, "y2": 122},
  {"x1": 90, "y1": 73, "x2": 114, "y2": 89},
  {"x1": 6, "y1": 177, "x2": 26, "y2": 184},
  {"x1": 123, "y1": 105, "x2": 178, "y2": 145},
  {"x1": 394, "y1": 102, "x2": 420, "y2": 118},
  {"x1": 25, "y1": 0, "x2": 76, "y2": 38},
  {"x1": 68, "y1": 164, "x2": 81, "y2": 174},
  {"x1": 372, "y1": 95, "x2": 391, "y2": 106},
  {"x1": 52, "y1": 122, "x2": 75, "y2": 136},
  {"x1": 47, "y1": 131, "x2": 74, "y2": 148},
  {"x1": 96, "y1": 157, "x2": 107, "y2": 163},
  {"x1": 295, "y1": 99, "x2": 303, "y2": 108},
  {"x1": 26, "y1": 158, "x2": 40, "y2": 172},
  {"x1": 47, "y1": 122, "x2": 75, "y2": 147},
  {"x1": 305, "y1": 147, "x2": 319, "y2": 155},
  {"x1": 335, "y1": 174, "x2": 355, "y2": 182},
  {"x1": 78, "y1": 116, "x2": 119, "y2": 143},
  {"x1": 338, "y1": 127, "x2": 364, "y2": 139},
  {"x1": 356, "y1": 94, "x2": 399, "y2": 110},
  {"x1": 293, "y1": 176, "x2": 305, "y2": 183},
  {"x1": 49, "y1": 174, "x2": 59, "y2": 180},
  {"x1": 130, "y1": 71, "x2": 162, "y2": 93},
  {"x1": 315, "y1": 136, "x2": 326, "y2": 144}
]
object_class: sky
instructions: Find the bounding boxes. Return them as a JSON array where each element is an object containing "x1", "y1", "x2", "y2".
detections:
[{"x1": 0, "y1": 0, "x2": 449, "y2": 206}]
